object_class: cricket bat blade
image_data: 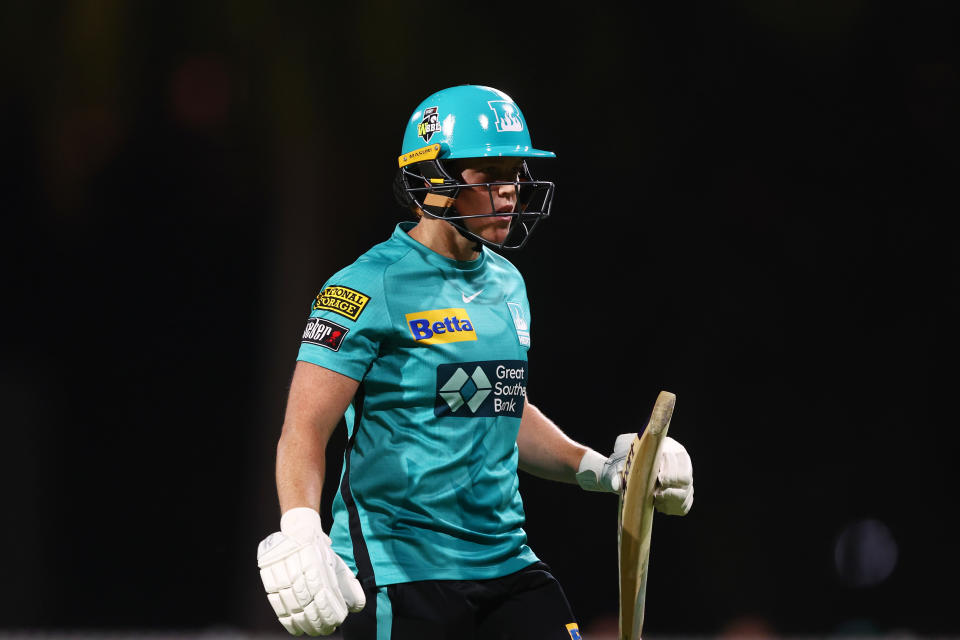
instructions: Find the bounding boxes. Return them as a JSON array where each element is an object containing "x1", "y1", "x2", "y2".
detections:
[{"x1": 617, "y1": 390, "x2": 676, "y2": 640}]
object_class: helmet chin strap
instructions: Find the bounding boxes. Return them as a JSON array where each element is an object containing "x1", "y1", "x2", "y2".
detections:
[
  {"x1": 450, "y1": 219, "x2": 483, "y2": 253},
  {"x1": 418, "y1": 205, "x2": 484, "y2": 253}
]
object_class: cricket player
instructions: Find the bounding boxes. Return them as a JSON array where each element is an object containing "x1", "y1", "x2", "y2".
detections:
[{"x1": 256, "y1": 85, "x2": 694, "y2": 639}]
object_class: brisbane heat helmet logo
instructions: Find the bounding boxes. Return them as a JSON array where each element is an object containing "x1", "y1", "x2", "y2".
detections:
[
  {"x1": 418, "y1": 106, "x2": 441, "y2": 143},
  {"x1": 488, "y1": 100, "x2": 524, "y2": 132}
]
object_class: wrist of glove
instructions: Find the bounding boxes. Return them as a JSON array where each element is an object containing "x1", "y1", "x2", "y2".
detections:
[
  {"x1": 576, "y1": 434, "x2": 694, "y2": 516},
  {"x1": 257, "y1": 508, "x2": 366, "y2": 636}
]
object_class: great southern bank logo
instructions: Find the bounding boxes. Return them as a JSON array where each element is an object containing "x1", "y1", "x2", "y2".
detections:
[{"x1": 435, "y1": 360, "x2": 527, "y2": 418}]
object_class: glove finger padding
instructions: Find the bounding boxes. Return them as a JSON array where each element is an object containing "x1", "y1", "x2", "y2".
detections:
[
  {"x1": 302, "y1": 554, "x2": 326, "y2": 595},
  {"x1": 301, "y1": 536, "x2": 347, "y2": 635},
  {"x1": 311, "y1": 587, "x2": 347, "y2": 635},
  {"x1": 335, "y1": 553, "x2": 367, "y2": 612},
  {"x1": 612, "y1": 432, "x2": 635, "y2": 457},
  {"x1": 657, "y1": 436, "x2": 693, "y2": 488},
  {"x1": 277, "y1": 613, "x2": 303, "y2": 636},
  {"x1": 317, "y1": 581, "x2": 348, "y2": 624},
  {"x1": 654, "y1": 436, "x2": 694, "y2": 515},
  {"x1": 609, "y1": 432, "x2": 636, "y2": 492},
  {"x1": 291, "y1": 608, "x2": 319, "y2": 636},
  {"x1": 278, "y1": 584, "x2": 302, "y2": 617},
  {"x1": 654, "y1": 485, "x2": 694, "y2": 515}
]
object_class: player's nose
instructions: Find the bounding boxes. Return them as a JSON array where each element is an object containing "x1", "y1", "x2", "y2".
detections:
[{"x1": 495, "y1": 183, "x2": 517, "y2": 211}]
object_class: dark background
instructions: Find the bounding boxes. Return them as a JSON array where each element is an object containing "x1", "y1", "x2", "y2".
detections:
[{"x1": 2, "y1": 1, "x2": 957, "y2": 637}]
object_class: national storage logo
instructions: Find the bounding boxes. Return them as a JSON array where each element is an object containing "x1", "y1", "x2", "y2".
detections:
[
  {"x1": 406, "y1": 308, "x2": 476, "y2": 345},
  {"x1": 312, "y1": 285, "x2": 371, "y2": 321},
  {"x1": 435, "y1": 360, "x2": 527, "y2": 418}
]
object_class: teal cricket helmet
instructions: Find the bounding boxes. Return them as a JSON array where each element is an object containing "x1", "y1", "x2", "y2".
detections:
[
  {"x1": 394, "y1": 84, "x2": 556, "y2": 251},
  {"x1": 399, "y1": 84, "x2": 556, "y2": 160}
]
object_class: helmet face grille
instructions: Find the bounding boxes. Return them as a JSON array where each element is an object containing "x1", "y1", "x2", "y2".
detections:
[{"x1": 398, "y1": 159, "x2": 555, "y2": 251}]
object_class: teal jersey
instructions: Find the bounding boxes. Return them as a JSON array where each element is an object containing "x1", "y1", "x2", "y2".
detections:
[{"x1": 296, "y1": 222, "x2": 539, "y2": 586}]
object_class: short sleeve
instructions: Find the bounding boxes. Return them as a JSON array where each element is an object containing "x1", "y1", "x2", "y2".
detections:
[{"x1": 296, "y1": 274, "x2": 386, "y2": 382}]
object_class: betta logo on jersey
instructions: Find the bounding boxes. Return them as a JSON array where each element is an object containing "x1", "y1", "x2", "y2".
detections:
[
  {"x1": 406, "y1": 308, "x2": 476, "y2": 344},
  {"x1": 301, "y1": 317, "x2": 348, "y2": 352},
  {"x1": 418, "y1": 106, "x2": 441, "y2": 143},
  {"x1": 312, "y1": 285, "x2": 371, "y2": 321},
  {"x1": 488, "y1": 100, "x2": 524, "y2": 132},
  {"x1": 435, "y1": 360, "x2": 527, "y2": 418}
]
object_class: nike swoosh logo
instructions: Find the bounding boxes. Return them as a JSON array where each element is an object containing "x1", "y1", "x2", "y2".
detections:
[{"x1": 461, "y1": 290, "x2": 484, "y2": 303}]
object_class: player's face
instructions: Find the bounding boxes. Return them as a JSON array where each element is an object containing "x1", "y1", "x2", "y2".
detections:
[{"x1": 452, "y1": 158, "x2": 525, "y2": 246}]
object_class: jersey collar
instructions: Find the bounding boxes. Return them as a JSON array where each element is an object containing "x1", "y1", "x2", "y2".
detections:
[{"x1": 395, "y1": 221, "x2": 488, "y2": 272}]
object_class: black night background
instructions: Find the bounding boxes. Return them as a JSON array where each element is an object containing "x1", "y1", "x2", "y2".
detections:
[{"x1": 2, "y1": 2, "x2": 957, "y2": 637}]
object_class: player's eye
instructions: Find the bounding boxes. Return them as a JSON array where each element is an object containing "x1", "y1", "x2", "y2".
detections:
[{"x1": 497, "y1": 167, "x2": 523, "y2": 181}]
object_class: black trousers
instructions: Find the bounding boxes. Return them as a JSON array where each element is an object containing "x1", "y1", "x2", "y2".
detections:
[{"x1": 340, "y1": 561, "x2": 582, "y2": 640}]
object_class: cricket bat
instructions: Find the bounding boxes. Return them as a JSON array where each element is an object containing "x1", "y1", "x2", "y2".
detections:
[{"x1": 618, "y1": 390, "x2": 676, "y2": 640}]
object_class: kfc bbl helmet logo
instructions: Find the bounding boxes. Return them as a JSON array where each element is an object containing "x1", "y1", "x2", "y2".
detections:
[
  {"x1": 418, "y1": 106, "x2": 441, "y2": 143},
  {"x1": 488, "y1": 101, "x2": 524, "y2": 132}
]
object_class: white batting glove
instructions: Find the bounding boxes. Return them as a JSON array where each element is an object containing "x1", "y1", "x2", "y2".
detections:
[
  {"x1": 576, "y1": 434, "x2": 694, "y2": 515},
  {"x1": 653, "y1": 437, "x2": 694, "y2": 516},
  {"x1": 257, "y1": 508, "x2": 366, "y2": 636},
  {"x1": 575, "y1": 433, "x2": 634, "y2": 493}
]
